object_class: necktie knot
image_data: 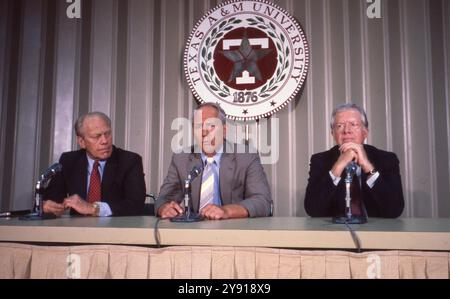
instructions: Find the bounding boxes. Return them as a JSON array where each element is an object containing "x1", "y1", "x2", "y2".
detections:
[{"x1": 206, "y1": 157, "x2": 215, "y2": 166}]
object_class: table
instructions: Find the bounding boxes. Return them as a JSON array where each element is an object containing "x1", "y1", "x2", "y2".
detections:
[{"x1": 1, "y1": 217, "x2": 449, "y2": 278}]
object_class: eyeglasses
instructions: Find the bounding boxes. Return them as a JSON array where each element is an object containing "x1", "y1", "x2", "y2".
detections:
[{"x1": 333, "y1": 121, "x2": 362, "y2": 132}]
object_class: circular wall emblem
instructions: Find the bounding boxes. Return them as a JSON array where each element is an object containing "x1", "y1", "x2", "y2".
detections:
[{"x1": 184, "y1": 0, "x2": 309, "y2": 120}]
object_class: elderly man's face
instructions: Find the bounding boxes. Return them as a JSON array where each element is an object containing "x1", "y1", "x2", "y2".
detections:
[
  {"x1": 77, "y1": 116, "x2": 113, "y2": 160},
  {"x1": 193, "y1": 106, "x2": 226, "y2": 157},
  {"x1": 331, "y1": 109, "x2": 368, "y2": 146}
]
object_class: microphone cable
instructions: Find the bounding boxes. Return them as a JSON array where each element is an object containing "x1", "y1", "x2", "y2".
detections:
[
  {"x1": 154, "y1": 217, "x2": 162, "y2": 248},
  {"x1": 344, "y1": 220, "x2": 362, "y2": 253}
]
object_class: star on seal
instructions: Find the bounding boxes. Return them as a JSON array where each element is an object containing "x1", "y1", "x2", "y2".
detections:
[{"x1": 220, "y1": 35, "x2": 272, "y2": 83}]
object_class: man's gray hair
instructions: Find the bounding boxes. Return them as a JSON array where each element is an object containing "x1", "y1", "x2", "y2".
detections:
[
  {"x1": 193, "y1": 102, "x2": 227, "y2": 125},
  {"x1": 74, "y1": 111, "x2": 111, "y2": 137},
  {"x1": 330, "y1": 103, "x2": 369, "y2": 129}
]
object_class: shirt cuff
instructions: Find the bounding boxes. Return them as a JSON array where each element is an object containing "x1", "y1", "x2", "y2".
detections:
[
  {"x1": 366, "y1": 171, "x2": 380, "y2": 188},
  {"x1": 98, "y1": 201, "x2": 113, "y2": 217},
  {"x1": 329, "y1": 171, "x2": 341, "y2": 186}
]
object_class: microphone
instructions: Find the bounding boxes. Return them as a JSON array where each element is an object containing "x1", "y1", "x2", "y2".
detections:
[
  {"x1": 40, "y1": 163, "x2": 62, "y2": 183},
  {"x1": 20, "y1": 162, "x2": 62, "y2": 221},
  {"x1": 345, "y1": 161, "x2": 357, "y2": 180},
  {"x1": 188, "y1": 164, "x2": 203, "y2": 181},
  {"x1": 170, "y1": 164, "x2": 204, "y2": 222},
  {"x1": 332, "y1": 160, "x2": 367, "y2": 224}
]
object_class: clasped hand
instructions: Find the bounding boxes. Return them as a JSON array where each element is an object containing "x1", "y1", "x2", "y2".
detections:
[
  {"x1": 43, "y1": 194, "x2": 95, "y2": 216},
  {"x1": 332, "y1": 142, "x2": 374, "y2": 177},
  {"x1": 158, "y1": 201, "x2": 229, "y2": 220}
]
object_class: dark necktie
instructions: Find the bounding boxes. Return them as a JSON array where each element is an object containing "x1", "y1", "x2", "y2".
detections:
[
  {"x1": 350, "y1": 173, "x2": 362, "y2": 216},
  {"x1": 87, "y1": 161, "x2": 101, "y2": 203}
]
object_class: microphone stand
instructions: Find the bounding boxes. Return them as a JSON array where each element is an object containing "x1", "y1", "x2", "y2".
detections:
[
  {"x1": 345, "y1": 169, "x2": 354, "y2": 220},
  {"x1": 20, "y1": 174, "x2": 56, "y2": 221},
  {"x1": 332, "y1": 162, "x2": 366, "y2": 224},
  {"x1": 170, "y1": 174, "x2": 204, "y2": 222}
]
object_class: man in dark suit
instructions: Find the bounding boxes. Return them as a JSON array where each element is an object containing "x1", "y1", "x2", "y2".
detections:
[
  {"x1": 304, "y1": 103, "x2": 404, "y2": 218},
  {"x1": 43, "y1": 112, "x2": 146, "y2": 217},
  {"x1": 156, "y1": 103, "x2": 272, "y2": 220}
]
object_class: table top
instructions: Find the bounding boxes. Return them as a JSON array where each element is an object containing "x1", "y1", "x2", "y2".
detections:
[{"x1": 1, "y1": 216, "x2": 449, "y2": 250}]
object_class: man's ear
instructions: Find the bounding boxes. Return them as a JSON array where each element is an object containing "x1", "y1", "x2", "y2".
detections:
[
  {"x1": 77, "y1": 136, "x2": 86, "y2": 149},
  {"x1": 362, "y1": 127, "x2": 369, "y2": 140}
]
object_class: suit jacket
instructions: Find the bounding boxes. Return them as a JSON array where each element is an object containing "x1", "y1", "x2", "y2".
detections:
[
  {"x1": 44, "y1": 146, "x2": 146, "y2": 216},
  {"x1": 155, "y1": 143, "x2": 273, "y2": 217},
  {"x1": 304, "y1": 144, "x2": 404, "y2": 218}
]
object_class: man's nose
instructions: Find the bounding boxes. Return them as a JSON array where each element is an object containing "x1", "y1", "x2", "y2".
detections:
[
  {"x1": 343, "y1": 124, "x2": 352, "y2": 133},
  {"x1": 99, "y1": 134, "x2": 108, "y2": 143},
  {"x1": 202, "y1": 128, "x2": 210, "y2": 136}
]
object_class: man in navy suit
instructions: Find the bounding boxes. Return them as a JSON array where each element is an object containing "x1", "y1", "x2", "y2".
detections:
[
  {"x1": 43, "y1": 112, "x2": 146, "y2": 217},
  {"x1": 304, "y1": 103, "x2": 404, "y2": 218}
]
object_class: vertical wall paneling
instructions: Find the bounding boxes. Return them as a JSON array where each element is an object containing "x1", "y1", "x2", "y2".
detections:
[
  {"x1": 399, "y1": 0, "x2": 413, "y2": 217},
  {"x1": 366, "y1": 1, "x2": 388, "y2": 148},
  {"x1": 52, "y1": 1, "x2": 78, "y2": 162},
  {"x1": 305, "y1": 0, "x2": 314, "y2": 160},
  {"x1": 343, "y1": 0, "x2": 351, "y2": 101},
  {"x1": 291, "y1": 0, "x2": 309, "y2": 216},
  {"x1": 382, "y1": 0, "x2": 393, "y2": 150},
  {"x1": 126, "y1": 0, "x2": 155, "y2": 192},
  {"x1": 89, "y1": 0, "x2": 117, "y2": 118},
  {"x1": 422, "y1": 1, "x2": 437, "y2": 217},
  {"x1": 386, "y1": 0, "x2": 407, "y2": 216},
  {"x1": 438, "y1": 0, "x2": 450, "y2": 217},
  {"x1": 437, "y1": 0, "x2": 450, "y2": 217},
  {"x1": 348, "y1": 0, "x2": 364, "y2": 108},
  {"x1": 323, "y1": 0, "x2": 332, "y2": 149},
  {"x1": 0, "y1": 0, "x2": 9, "y2": 210},
  {"x1": 310, "y1": 0, "x2": 327, "y2": 154},
  {"x1": 286, "y1": 0, "x2": 297, "y2": 216},
  {"x1": 113, "y1": 0, "x2": 128, "y2": 149},
  {"x1": 0, "y1": 0, "x2": 449, "y2": 217},
  {"x1": 403, "y1": 0, "x2": 433, "y2": 217},
  {"x1": 158, "y1": 0, "x2": 167, "y2": 186},
  {"x1": 359, "y1": 0, "x2": 369, "y2": 138},
  {"x1": 12, "y1": 0, "x2": 44, "y2": 210}
]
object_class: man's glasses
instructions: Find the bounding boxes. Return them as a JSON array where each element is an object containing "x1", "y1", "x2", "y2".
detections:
[{"x1": 333, "y1": 122, "x2": 362, "y2": 132}]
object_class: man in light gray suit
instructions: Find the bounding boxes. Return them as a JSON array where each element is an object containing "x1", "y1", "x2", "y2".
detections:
[{"x1": 155, "y1": 102, "x2": 272, "y2": 220}]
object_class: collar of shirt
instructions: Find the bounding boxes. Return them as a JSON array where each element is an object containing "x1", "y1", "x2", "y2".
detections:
[
  {"x1": 201, "y1": 146, "x2": 223, "y2": 168},
  {"x1": 87, "y1": 155, "x2": 107, "y2": 180}
]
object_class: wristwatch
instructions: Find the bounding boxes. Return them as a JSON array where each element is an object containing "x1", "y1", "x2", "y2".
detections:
[{"x1": 92, "y1": 202, "x2": 100, "y2": 217}]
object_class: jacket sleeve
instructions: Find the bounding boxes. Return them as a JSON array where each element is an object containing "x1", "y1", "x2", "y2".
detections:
[
  {"x1": 363, "y1": 153, "x2": 405, "y2": 218},
  {"x1": 107, "y1": 155, "x2": 146, "y2": 216},
  {"x1": 304, "y1": 154, "x2": 341, "y2": 217},
  {"x1": 154, "y1": 154, "x2": 184, "y2": 215},
  {"x1": 236, "y1": 153, "x2": 273, "y2": 217}
]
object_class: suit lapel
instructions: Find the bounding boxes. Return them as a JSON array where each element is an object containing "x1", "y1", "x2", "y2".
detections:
[
  {"x1": 329, "y1": 145, "x2": 340, "y2": 169},
  {"x1": 102, "y1": 148, "x2": 118, "y2": 201},
  {"x1": 219, "y1": 152, "x2": 235, "y2": 206},
  {"x1": 74, "y1": 151, "x2": 88, "y2": 198}
]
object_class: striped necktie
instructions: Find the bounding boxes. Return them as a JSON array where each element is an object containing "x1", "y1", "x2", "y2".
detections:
[{"x1": 199, "y1": 157, "x2": 215, "y2": 211}]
